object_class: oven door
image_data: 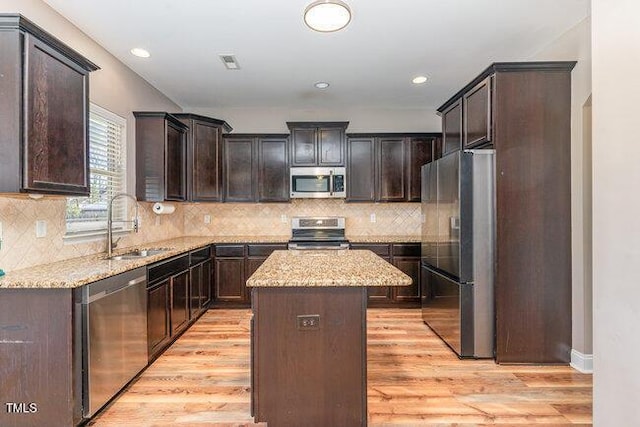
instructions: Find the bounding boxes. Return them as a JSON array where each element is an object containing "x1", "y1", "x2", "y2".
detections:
[{"x1": 290, "y1": 167, "x2": 345, "y2": 198}]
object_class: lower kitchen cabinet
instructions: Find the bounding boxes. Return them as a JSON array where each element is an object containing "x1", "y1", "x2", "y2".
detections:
[
  {"x1": 147, "y1": 279, "x2": 171, "y2": 359},
  {"x1": 189, "y1": 246, "x2": 213, "y2": 319},
  {"x1": 351, "y1": 242, "x2": 421, "y2": 307},
  {"x1": 170, "y1": 270, "x2": 190, "y2": 335},
  {"x1": 212, "y1": 243, "x2": 287, "y2": 308}
]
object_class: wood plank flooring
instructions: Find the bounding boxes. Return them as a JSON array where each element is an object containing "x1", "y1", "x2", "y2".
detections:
[{"x1": 89, "y1": 309, "x2": 592, "y2": 426}]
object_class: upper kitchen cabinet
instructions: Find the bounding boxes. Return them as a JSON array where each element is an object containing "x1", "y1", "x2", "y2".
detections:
[
  {"x1": 463, "y1": 76, "x2": 493, "y2": 149},
  {"x1": 0, "y1": 14, "x2": 99, "y2": 196},
  {"x1": 222, "y1": 134, "x2": 289, "y2": 202},
  {"x1": 439, "y1": 61, "x2": 576, "y2": 364},
  {"x1": 287, "y1": 122, "x2": 348, "y2": 166},
  {"x1": 441, "y1": 99, "x2": 462, "y2": 155},
  {"x1": 173, "y1": 113, "x2": 232, "y2": 202},
  {"x1": 134, "y1": 112, "x2": 188, "y2": 202},
  {"x1": 346, "y1": 133, "x2": 440, "y2": 202}
]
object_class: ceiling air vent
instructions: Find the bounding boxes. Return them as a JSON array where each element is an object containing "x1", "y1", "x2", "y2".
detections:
[{"x1": 219, "y1": 54, "x2": 240, "y2": 70}]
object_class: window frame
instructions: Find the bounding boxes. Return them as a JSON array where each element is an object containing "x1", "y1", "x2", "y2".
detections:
[{"x1": 64, "y1": 104, "x2": 129, "y2": 242}]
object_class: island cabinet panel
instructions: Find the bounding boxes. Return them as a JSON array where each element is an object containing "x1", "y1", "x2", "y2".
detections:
[
  {"x1": 0, "y1": 15, "x2": 98, "y2": 196},
  {"x1": 0, "y1": 288, "x2": 81, "y2": 427},
  {"x1": 174, "y1": 113, "x2": 232, "y2": 202},
  {"x1": 252, "y1": 287, "x2": 367, "y2": 427}
]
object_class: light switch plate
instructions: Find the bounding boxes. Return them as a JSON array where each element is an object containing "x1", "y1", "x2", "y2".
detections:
[
  {"x1": 370, "y1": 213, "x2": 376, "y2": 223},
  {"x1": 281, "y1": 214, "x2": 288, "y2": 224},
  {"x1": 204, "y1": 214, "x2": 211, "y2": 224}
]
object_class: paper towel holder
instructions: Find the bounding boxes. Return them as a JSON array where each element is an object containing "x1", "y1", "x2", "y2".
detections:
[{"x1": 152, "y1": 203, "x2": 176, "y2": 215}]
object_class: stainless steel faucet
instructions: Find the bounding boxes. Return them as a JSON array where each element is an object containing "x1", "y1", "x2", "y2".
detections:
[{"x1": 107, "y1": 193, "x2": 139, "y2": 258}]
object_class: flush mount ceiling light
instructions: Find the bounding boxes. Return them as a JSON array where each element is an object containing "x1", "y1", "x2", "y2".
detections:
[
  {"x1": 304, "y1": 0, "x2": 352, "y2": 32},
  {"x1": 412, "y1": 75, "x2": 428, "y2": 84},
  {"x1": 314, "y1": 81, "x2": 330, "y2": 89},
  {"x1": 130, "y1": 48, "x2": 150, "y2": 58}
]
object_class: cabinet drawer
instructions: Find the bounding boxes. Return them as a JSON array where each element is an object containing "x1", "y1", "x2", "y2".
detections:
[
  {"x1": 148, "y1": 254, "x2": 189, "y2": 285},
  {"x1": 190, "y1": 246, "x2": 211, "y2": 265},
  {"x1": 247, "y1": 244, "x2": 287, "y2": 257},
  {"x1": 350, "y1": 243, "x2": 390, "y2": 256},
  {"x1": 392, "y1": 243, "x2": 420, "y2": 257},
  {"x1": 215, "y1": 245, "x2": 245, "y2": 257}
]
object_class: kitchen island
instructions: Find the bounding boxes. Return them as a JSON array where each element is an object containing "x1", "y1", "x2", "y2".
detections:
[{"x1": 246, "y1": 249, "x2": 411, "y2": 427}]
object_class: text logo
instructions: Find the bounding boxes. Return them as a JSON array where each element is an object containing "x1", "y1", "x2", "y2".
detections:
[{"x1": 5, "y1": 402, "x2": 38, "y2": 414}]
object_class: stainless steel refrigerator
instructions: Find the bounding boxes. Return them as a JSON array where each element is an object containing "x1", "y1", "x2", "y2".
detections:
[{"x1": 420, "y1": 149, "x2": 495, "y2": 358}]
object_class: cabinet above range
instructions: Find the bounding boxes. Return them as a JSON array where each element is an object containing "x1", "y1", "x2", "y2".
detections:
[
  {"x1": 0, "y1": 14, "x2": 99, "y2": 196},
  {"x1": 287, "y1": 121, "x2": 348, "y2": 167}
]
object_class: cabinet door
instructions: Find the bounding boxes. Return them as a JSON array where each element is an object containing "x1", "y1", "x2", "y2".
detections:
[
  {"x1": 463, "y1": 76, "x2": 492, "y2": 148},
  {"x1": 377, "y1": 138, "x2": 406, "y2": 201},
  {"x1": 393, "y1": 257, "x2": 421, "y2": 302},
  {"x1": 223, "y1": 138, "x2": 256, "y2": 202},
  {"x1": 147, "y1": 280, "x2": 170, "y2": 359},
  {"x1": 258, "y1": 138, "x2": 289, "y2": 202},
  {"x1": 291, "y1": 128, "x2": 317, "y2": 166},
  {"x1": 189, "y1": 264, "x2": 202, "y2": 320},
  {"x1": 442, "y1": 99, "x2": 462, "y2": 155},
  {"x1": 346, "y1": 138, "x2": 376, "y2": 202},
  {"x1": 215, "y1": 258, "x2": 246, "y2": 303},
  {"x1": 192, "y1": 121, "x2": 222, "y2": 201},
  {"x1": 318, "y1": 127, "x2": 344, "y2": 166},
  {"x1": 166, "y1": 123, "x2": 187, "y2": 200},
  {"x1": 25, "y1": 35, "x2": 90, "y2": 195},
  {"x1": 201, "y1": 259, "x2": 212, "y2": 308},
  {"x1": 170, "y1": 271, "x2": 189, "y2": 335},
  {"x1": 407, "y1": 137, "x2": 436, "y2": 202}
]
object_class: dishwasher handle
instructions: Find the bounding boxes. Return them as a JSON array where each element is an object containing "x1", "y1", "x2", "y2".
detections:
[
  {"x1": 84, "y1": 267, "x2": 147, "y2": 304},
  {"x1": 87, "y1": 275, "x2": 146, "y2": 303}
]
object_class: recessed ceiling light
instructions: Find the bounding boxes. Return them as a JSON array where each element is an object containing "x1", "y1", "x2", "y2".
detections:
[
  {"x1": 219, "y1": 54, "x2": 241, "y2": 70},
  {"x1": 130, "y1": 48, "x2": 150, "y2": 58},
  {"x1": 314, "y1": 82, "x2": 330, "y2": 89},
  {"x1": 304, "y1": 0, "x2": 352, "y2": 33},
  {"x1": 412, "y1": 76, "x2": 428, "y2": 84}
]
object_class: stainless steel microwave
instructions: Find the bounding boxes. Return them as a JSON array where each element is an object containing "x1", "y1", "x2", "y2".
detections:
[{"x1": 290, "y1": 167, "x2": 346, "y2": 199}]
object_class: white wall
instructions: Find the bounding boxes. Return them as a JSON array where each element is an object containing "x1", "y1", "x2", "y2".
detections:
[
  {"x1": 192, "y1": 106, "x2": 441, "y2": 134},
  {"x1": 592, "y1": 0, "x2": 640, "y2": 424},
  {"x1": 529, "y1": 17, "x2": 593, "y2": 360}
]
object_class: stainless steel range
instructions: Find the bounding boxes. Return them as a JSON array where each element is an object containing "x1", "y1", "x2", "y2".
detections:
[{"x1": 288, "y1": 217, "x2": 350, "y2": 250}]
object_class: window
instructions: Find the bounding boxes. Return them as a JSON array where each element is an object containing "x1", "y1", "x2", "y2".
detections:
[{"x1": 66, "y1": 104, "x2": 127, "y2": 237}]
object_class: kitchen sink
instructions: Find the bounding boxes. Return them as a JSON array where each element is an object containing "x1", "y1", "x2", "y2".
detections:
[{"x1": 104, "y1": 248, "x2": 170, "y2": 261}]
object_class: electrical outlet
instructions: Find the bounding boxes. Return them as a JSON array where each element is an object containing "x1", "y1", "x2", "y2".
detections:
[
  {"x1": 155, "y1": 216, "x2": 161, "y2": 226},
  {"x1": 370, "y1": 213, "x2": 376, "y2": 223},
  {"x1": 204, "y1": 214, "x2": 212, "y2": 224},
  {"x1": 35, "y1": 220, "x2": 47, "y2": 238},
  {"x1": 296, "y1": 314, "x2": 320, "y2": 331},
  {"x1": 0, "y1": 221, "x2": 3, "y2": 250},
  {"x1": 280, "y1": 214, "x2": 288, "y2": 224}
]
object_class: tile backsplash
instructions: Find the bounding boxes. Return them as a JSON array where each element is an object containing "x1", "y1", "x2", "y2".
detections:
[
  {"x1": 183, "y1": 199, "x2": 421, "y2": 238},
  {"x1": 0, "y1": 196, "x2": 420, "y2": 273}
]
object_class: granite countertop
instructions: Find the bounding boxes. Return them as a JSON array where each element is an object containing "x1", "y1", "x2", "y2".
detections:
[
  {"x1": 0, "y1": 234, "x2": 418, "y2": 289},
  {"x1": 246, "y1": 250, "x2": 412, "y2": 288}
]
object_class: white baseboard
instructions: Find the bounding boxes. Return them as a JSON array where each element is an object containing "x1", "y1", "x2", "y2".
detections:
[{"x1": 570, "y1": 349, "x2": 593, "y2": 373}]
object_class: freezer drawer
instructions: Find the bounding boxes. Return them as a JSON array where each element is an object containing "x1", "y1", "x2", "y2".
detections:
[{"x1": 421, "y1": 266, "x2": 493, "y2": 358}]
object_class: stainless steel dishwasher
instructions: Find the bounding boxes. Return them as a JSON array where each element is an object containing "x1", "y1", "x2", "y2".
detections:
[{"x1": 82, "y1": 266, "x2": 148, "y2": 417}]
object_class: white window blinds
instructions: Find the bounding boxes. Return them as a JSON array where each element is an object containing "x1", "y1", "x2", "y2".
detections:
[{"x1": 66, "y1": 104, "x2": 127, "y2": 236}]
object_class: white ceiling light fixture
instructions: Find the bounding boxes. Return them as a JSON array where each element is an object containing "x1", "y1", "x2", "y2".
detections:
[
  {"x1": 130, "y1": 47, "x2": 150, "y2": 58},
  {"x1": 314, "y1": 81, "x2": 330, "y2": 89},
  {"x1": 412, "y1": 76, "x2": 428, "y2": 84},
  {"x1": 304, "y1": 0, "x2": 352, "y2": 33}
]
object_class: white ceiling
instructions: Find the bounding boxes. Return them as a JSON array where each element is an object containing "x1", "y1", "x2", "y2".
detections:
[{"x1": 43, "y1": 0, "x2": 589, "y2": 112}]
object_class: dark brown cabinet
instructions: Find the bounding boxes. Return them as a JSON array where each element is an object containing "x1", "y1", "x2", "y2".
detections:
[
  {"x1": 212, "y1": 243, "x2": 287, "y2": 308},
  {"x1": 147, "y1": 279, "x2": 171, "y2": 360},
  {"x1": 170, "y1": 270, "x2": 189, "y2": 335},
  {"x1": 189, "y1": 246, "x2": 212, "y2": 320},
  {"x1": 463, "y1": 76, "x2": 493, "y2": 148},
  {"x1": 0, "y1": 14, "x2": 99, "y2": 196},
  {"x1": 222, "y1": 134, "x2": 290, "y2": 202},
  {"x1": 346, "y1": 134, "x2": 440, "y2": 202},
  {"x1": 442, "y1": 99, "x2": 462, "y2": 155},
  {"x1": 287, "y1": 122, "x2": 348, "y2": 166},
  {"x1": 438, "y1": 62, "x2": 576, "y2": 363},
  {"x1": 174, "y1": 113, "x2": 232, "y2": 202},
  {"x1": 134, "y1": 112, "x2": 188, "y2": 201},
  {"x1": 350, "y1": 242, "x2": 420, "y2": 307}
]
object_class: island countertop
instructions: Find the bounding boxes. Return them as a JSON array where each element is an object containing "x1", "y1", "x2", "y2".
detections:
[{"x1": 246, "y1": 249, "x2": 412, "y2": 287}]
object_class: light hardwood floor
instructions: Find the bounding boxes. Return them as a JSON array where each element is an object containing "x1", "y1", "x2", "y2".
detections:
[{"x1": 89, "y1": 309, "x2": 592, "y2": 426}]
